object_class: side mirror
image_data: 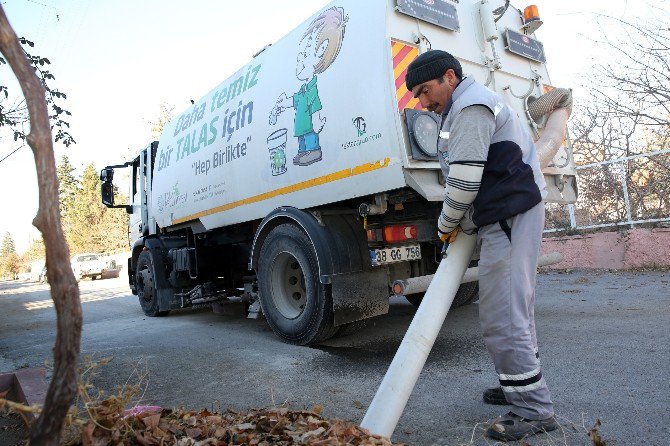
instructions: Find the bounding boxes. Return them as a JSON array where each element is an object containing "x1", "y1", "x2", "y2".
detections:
[
  {"x1": 101, "y1": 181, "x2": 114, "y2": 207},
  {"x1": 100, "y1": 164, "x2": 132, "y2": 211},
  {"x1": 100, "y1": 168, "x2": 114, "y2": 182}
]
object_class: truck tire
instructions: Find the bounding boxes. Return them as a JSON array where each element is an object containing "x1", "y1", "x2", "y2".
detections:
[
  {"x1": 405, "y1": 282, "x2": 479, "y2": 308},
  {"x1": 135, "y1": 251, "x2": 170, "y2": 317},
  {"x1": 257, "y1": 223, "x2": 337, "y2": 345},
  {"x1": 451, "y1": 281, "x2": 479, "y2": 307}
]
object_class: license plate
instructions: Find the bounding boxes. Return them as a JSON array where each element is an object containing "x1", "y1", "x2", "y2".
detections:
[{"x1": 370, "y1": 245, "x2": 422, "y2": 266}]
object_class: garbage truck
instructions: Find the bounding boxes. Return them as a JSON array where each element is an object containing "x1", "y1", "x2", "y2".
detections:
[{"x1": 101, "y1": 0, "x2": 576, "y2": 345}]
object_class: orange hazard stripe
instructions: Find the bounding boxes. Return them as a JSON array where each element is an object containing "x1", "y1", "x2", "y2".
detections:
[
  {"x1": 391, "y1": 40, "x2": 422, "y2": 111},
  {"x1": 171, "y1": 158, "x2": 392, "y2": 226}
]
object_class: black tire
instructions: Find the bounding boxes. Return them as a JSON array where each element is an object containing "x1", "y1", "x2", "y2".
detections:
[
  {"x1": 135, "y1": 251, "x2": 170, "y2": 317},
  {"x1": 257, "y1": 224, "x2": 337, "y2": 345},
  {"x1": 91, "y1": 275, "x2": 97, "y2": 281},
  {"x1": 334, "y1": 319, "x2": 369, "y2": 337},
  {"x1": 451, "y1": 281, "x2": 479, "y2": 307}
]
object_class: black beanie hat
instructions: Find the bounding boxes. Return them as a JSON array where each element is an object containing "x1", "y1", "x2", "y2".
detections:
[{"x1": 405, "y1": 50, "x2": 462, "y2": 92}]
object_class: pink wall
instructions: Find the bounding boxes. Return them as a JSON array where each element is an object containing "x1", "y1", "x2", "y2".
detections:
[{"x1": 541, "y1": 228, "x2": 670, "y2": 270}]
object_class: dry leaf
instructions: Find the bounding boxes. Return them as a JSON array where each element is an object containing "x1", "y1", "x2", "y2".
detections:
[
  {"x1": 62, "y1": 397, "x2": 400, "y2": 445},
  {"x1": 81, "y1": 422, "x2": 95, "y2": 446},
  {"x1": 185, "y1": 427, "x2": 203, "y2": 439},
  {"x1": 142, "y1": 413, "x2": 161, "y2": 429},
  {"x1": 300, "y1": 426, "x2": 326, "y2": 441}
]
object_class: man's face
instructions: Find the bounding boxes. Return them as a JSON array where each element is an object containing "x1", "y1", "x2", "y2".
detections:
[{"x1": 411, "y1": 69, "x2": 458, "y2": 114}]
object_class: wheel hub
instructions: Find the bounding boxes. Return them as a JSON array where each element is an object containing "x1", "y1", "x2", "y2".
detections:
[
  {"x1": 269, "y1": 252, "x2": 307, "y2": 319},
  {"x1": 137, "y1": 268, "x2": 154, "y2": 303}
]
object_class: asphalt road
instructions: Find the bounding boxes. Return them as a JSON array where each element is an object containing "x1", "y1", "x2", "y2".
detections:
[{"x1": 1, "y1": 270, "x2": 668, "y2": 445}]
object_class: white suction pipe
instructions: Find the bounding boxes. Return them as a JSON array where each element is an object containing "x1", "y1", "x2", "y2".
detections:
[
  {"x1": 536, "y1": 107, "x2": 571, "y2": 169},
  {"x1": 360, "y1": 233, "x2": 477, "y2": 438},
  {"x1": 526, "y1": 87, "x2": 573, "y2": 169}
]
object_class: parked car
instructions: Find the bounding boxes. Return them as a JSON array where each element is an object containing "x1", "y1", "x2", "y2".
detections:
[{"x1": 71, "y1": 253, "x2": 105, "y2": 280}]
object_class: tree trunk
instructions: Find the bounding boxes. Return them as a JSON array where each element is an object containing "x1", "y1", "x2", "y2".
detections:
[{"x1": 0, "y1": 6, "x2": 82, "y2": 446}]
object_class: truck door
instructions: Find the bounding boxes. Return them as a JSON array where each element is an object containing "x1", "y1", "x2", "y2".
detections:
[{"x1": 128, "y1": 155, "x2": 144, "y2": 244}]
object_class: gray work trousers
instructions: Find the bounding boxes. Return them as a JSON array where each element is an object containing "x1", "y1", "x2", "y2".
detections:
[{"x1": 477, "y1": 201, "x2": 554, "y2": 420}]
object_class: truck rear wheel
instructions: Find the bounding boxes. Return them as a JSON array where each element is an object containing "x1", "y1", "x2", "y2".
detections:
[
  {"x1": 135, "y1": 251, "x2": 169, "y2": 317},
  {"x1": 451, "y1": 281, "x2": 479, "y2": 307},
  {"x1": 257, "y1": 223, "x2": 337, "y2": 345}
]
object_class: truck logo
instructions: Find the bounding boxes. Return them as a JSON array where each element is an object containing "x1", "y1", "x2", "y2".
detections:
[
  {"x1": 353, "y1": 117, "x2": 366, "y2": 137},
  {"x1": 342, "y1": 117, "x2": 382, "y2": 150},
  {"x1": 268, "y1": 7, "x2": 349, "y2": 168}
]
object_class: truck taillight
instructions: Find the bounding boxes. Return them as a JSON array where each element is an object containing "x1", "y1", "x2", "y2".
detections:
[
  {"x1": 367, "y1": 229, "x2": 383, "y2": 242},
  {"x1": 383, "y1": 225, "x2": 417, "y2": 243}
]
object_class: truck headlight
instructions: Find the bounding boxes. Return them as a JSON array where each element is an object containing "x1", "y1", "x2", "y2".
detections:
[{"x1": 404, "y1": 109, "x2": 441, "y2": 160}]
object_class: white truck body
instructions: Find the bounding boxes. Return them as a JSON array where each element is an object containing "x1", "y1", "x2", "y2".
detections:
[
  {"x1": 151, "y1": 0, "x2": 575, "y2": 233},
  {"x1": 103, "y1": 0, "x2": 576, "y2": 345}
]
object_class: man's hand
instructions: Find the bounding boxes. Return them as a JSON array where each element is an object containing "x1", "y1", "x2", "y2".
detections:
[{"x1": 439, "y1": 226, "x2": 462, "y2": 244}]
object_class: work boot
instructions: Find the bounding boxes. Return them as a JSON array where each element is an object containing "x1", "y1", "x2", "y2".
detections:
[
  {"x1": 483, "y1": 386, "x2": 509, "y2": 405},
  {"x1": 486, "y1": 411, "x2": 559, "y2": 441}
]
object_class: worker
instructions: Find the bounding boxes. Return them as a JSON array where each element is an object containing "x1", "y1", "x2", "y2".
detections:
[{"x1": 405, "y1": 50, "x2": 558, "y2": 442}]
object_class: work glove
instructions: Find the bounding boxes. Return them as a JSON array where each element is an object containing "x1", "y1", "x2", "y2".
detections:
[{"x1": 438, "y1": 226, "x2": 461, "y2": 244}]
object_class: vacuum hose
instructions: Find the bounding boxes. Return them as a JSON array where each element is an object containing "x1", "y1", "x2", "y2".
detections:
[{"x1": 527, "y1": 88, "x2": 573, "y2": 168}]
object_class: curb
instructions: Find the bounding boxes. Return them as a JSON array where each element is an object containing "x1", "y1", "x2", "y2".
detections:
[{"x1": 0, "y1": 368, "x2": 48, "y2": 420}]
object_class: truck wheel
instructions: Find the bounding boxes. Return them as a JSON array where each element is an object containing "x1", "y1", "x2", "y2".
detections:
[
  {"x1": 258, "y1": 223, "x2": 337, "y2": 345},
  {"x1": 405, "y1": 283, "x2": 479, "y2": 308},
  {"x1": 135, "y1": 251, "x2": 169, "y2": 317},
  {"x1": 451, "y1": 281, "x2": 479, "y2": 307}
]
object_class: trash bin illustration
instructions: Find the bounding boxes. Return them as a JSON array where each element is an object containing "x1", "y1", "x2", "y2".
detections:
[{"x1": 268, "y1": 129, "x2": 288, "y2": 176}]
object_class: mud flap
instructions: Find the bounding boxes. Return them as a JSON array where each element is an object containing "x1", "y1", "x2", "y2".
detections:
[
  {"x1": 144, "y1": 240, "x2": 179, "y2": 311},
  {"x1": 331, "y1": 267, "x2": 390, "y2": 327}
]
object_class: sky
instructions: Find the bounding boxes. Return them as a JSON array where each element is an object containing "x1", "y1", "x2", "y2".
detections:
[{"x1": 0, "y1": 0, "x2": 659, "y2": 253}]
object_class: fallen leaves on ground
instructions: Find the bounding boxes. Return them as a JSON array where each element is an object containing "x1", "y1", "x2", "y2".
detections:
[
  {"x1": 588, "y1": 419, "x2": 606, "y2": 446},
  {"x1": 64, "y1": 404, "x2": 402, "y2": 446}
]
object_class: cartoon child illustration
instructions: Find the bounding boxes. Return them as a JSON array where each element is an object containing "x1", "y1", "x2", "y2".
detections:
[{"x1": 269, "y1": 7, "x2": 348, "y2": 167}]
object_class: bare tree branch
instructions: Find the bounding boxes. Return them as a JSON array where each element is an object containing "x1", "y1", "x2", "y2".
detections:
[{"x1": 0, "y1": 6, "x2": 81, "y2": 446}]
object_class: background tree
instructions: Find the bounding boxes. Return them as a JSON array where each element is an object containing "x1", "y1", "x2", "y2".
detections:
[
  {"x1": 21, "y1": 236, "x2": 45, "y2": 262},
  {"x1": 63, "y1": 162, "x2": 128, "y2": 253},
  {"x1": 570, "y1": 13, "x2": 669, "y2": 160},
  {"x1": 147, "y1": 101, "x2": 175, "y2": 141},
  {"x1": 0, "y1": 38, "x2": 74, "y2": 155},
  {"x1": 0, "y1": 231, "x2": 19, "y2": 279},
  {"x1": 566, "y1": 8, "x2": 670, "y2": 227},
  {"x1": 20, "y1": 235, "x2": 46, "y2": 275},
  {"x1": 0, "y1": 6, "x2": 81, "y2": 445},
  {"x1": 56, "y1": 154, "x2": 79, "y2": 219}
]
